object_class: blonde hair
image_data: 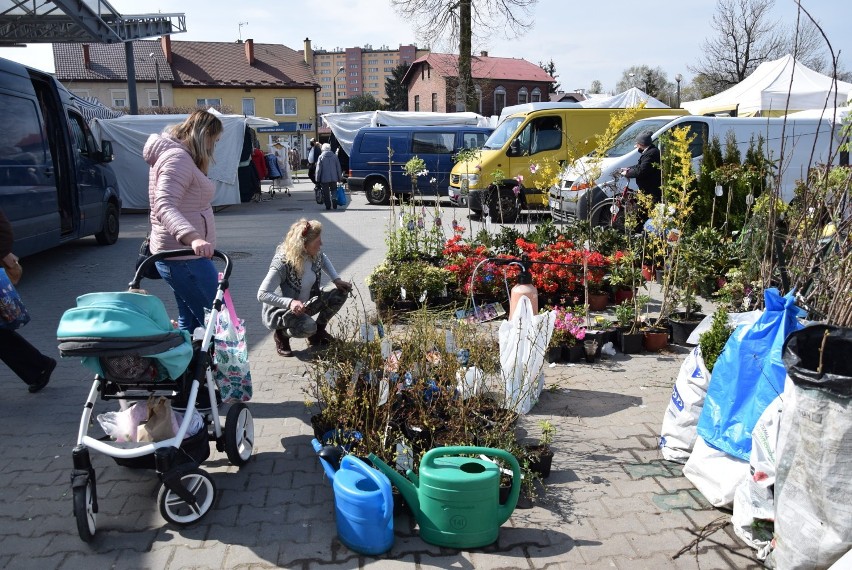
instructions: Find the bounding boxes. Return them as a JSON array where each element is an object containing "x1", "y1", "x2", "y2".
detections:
[
  {"x1": 169, "y1": 110, "x2": 223, "y2": 175},
  {"x1": 277, "y1": 218, "x2": 322, "y2": 277}
]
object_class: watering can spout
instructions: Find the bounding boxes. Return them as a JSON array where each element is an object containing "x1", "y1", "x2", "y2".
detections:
[{"x1": 368, "y1": 453, "x2": 419, "y2": 514}]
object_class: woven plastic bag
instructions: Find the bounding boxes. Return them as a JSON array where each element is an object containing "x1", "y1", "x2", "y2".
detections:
[{"x1": 0, "y1": 268, "x2": 30, "y2": 330}]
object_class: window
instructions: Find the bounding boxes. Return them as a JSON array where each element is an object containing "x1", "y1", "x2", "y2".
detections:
[
  {"x1": 462, "y1": 132, "x2": 489, "y2": 149},
  {"x1": 196, "y1": 98, "x2": 221, "y2": 107},
  {"x1": 68, "y1": 111, "x2": 96, "y2": 157},
  {"x1": 531, "y1": 88, "x2": 542, "y2": 103},
  {"x1": 274, "y1": 98, "x2": 297, "y2": 115},
  {"x1": 359, "y1": 132, "x2": 408, "y2": 154},
  {"x1": 493, "y1": 86, "x2": 506, "y2": 115},
  {"x1": 518, "y1": 87, "x2": 528, "y2": 105},
  {"x1": 431, "y1": 93, "x2": 438, "y2": 112},
  {"x1": 412, "y1": 132, "x2": 454, "y2": 154},
  {"x1": 242, "y1": 98, "x2": 255, "y2": 116},
  {"x1": 110, "y1": 89, "x2": 127, "y2": 108},
  {"x1": 368, "y1": 59, "x2": 378, "y2": 64},
  {"x1": 71, "y1": 89, "x2": 90, "y2": 98},
  {"x1": 146, "y1": 89, "x2": 160, "y2": 107},
  {"x1": 350, "y1": 71, "x2": 359, "y2": 76},
  {"x1": 0, "y1": 93, "x2": 47, "y2": 187},
  {"x1": 507, "y1": 116, "x2": 563, "y2": 156},
  {"x1": 414, "y1": 95, "x2": 420, "y2": 111}
]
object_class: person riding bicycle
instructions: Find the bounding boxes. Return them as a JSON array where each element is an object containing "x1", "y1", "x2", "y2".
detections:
[{"x1": 620, "y1": 131, "x2": 661, "y2": 204}]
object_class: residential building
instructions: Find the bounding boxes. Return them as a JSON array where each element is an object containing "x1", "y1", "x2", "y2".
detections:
[
  {"x1": 403, "y1": 52, "x2": 555, "y2": 116},
  {"x1": 53, "y1": 37, "x2": 319, "y2": 152},
  {"x1": 309, "y1": 43, "x2": 428, "y2": 114}
]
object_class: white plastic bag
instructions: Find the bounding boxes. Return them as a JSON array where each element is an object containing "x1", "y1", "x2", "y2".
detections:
[
  {"x1": 659, "y1": 346, "x2": 711, "y2": 462},
  {"x1": 683, "y1": 436, "x2": 750, "y2": 508},
  {"x1": 97, "y1": 402, "x2": 149, "y2": 442},
  {"x1": 499, "y1": 297, "x2": 555, "y2": 414}
]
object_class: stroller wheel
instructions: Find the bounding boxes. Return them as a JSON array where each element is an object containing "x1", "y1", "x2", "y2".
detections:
[
  {"x1": 225, "y1": 402, "x2": 254, "y2": 466},
  {"x1": 157, "y1": 468, "x2": 216, "y2": 526},
  {"x1": 73, "y1": 477, "x2": 97, "y2": 542}
]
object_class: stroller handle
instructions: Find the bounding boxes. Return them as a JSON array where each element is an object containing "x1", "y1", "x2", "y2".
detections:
[{"x1": 129, "y1": 249, "x2": 232, "y2": 289}]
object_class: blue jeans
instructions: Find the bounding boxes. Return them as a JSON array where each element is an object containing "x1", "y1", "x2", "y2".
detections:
[{"x1": 156, "y1": 258, "x2": 218, "y2": 332}]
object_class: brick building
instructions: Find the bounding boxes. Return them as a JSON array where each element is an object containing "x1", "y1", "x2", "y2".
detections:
[{"x1": 403, "y1": 52, "x2": 555, "y2": 116}]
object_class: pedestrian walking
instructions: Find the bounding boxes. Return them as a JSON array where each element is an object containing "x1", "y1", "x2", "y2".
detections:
[{"x1": 315, "y1": 143, "x2": 343, "y2": 210}]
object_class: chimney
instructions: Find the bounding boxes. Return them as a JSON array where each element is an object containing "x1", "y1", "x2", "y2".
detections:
[
  {"x1": 304, "y1": 37, "x2": 313, "y2": 68},
  {"x1": 244, "y1": 38, "x2": 255, "y2": 65},
  {"x1": 160, "y1": 35, "x2": 172, "y2": 64},
  {"x1": 480, "y1": 50, "x2": 488, "y2": 57},
  {"x1": 82, "y1": 44, "x2": 91, "y2": 69}
]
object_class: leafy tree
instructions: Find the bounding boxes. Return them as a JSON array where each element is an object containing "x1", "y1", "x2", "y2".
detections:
[
  {"x1": 539, "y1": 59, "x2": 560, "y2": 93},
  {"x1": 589, "y1": 80, "x2": 603, "y2": 94},
  {"x1": 391, "y1": 0, "x2": 537, "y2": 112},
  {"x1": 342, "y1": 93, "x2": 384, "y2": 112},
  {"x1": 384, "y1": 63, "x2": 410, "y2": 111},
  {"x1": 689, "y1": 0, "x2": 832, "y2": 94}
]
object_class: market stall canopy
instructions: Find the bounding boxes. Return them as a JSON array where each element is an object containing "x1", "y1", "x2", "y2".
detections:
[
  {"x1": 683, "y1": 55, "x2": 852, "y2": 117},
  {"x1": 785, "y1": 107, "x2": 850, "y2": 123},
  {"x1": 91, "y1": 110, "x2": 277, "y2": 209},
  {"x1": 323, "y1": 110, "x2": 490, "y2": 155},
  {"x1": 578, "y1": 87, "x2": 671, "y2": 109}
]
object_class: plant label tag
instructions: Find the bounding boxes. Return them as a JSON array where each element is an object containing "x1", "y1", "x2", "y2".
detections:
[
  {"x1": 381, "y1": 337, "x2": 392, "y2": 359},
  {"x1": 445, "y1": 329, "x2": 456, "y2": 353},
  {"x1": 485, "y1": 215, "x2": 493, "y2": 232},
  {"x1": 360, "y1": 323, "x2": 375, "y2": 341},
  {"x1": 395, "y1": 441, "x2": 414, "y2": 471},
  {"x1": 419, "y1": 290, "x2": 427, "y2": 303},
  {"x1": 377, "y1": 378, "x2": 389, "y2": 406},
  {"x1": 400, "y1": 286, "x2": 407, "y2": 300}
]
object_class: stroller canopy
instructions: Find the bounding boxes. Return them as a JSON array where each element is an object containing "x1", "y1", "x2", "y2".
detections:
[{"x1": 57, "y1": 292, "x2": 193, "y2": 379}]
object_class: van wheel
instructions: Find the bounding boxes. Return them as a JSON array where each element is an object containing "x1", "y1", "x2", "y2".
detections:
[
  {"x1": 95, "y1": 202, "x2": 119, "y2": 245},
  {"x1": 486, "y1": 187, "x2": 520, "y2": 223},
  {"x1": 365, "y1": 178, "x2": 390, "y2": 205}
]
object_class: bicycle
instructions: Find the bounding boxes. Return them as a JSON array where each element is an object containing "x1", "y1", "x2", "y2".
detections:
[{"x1": 588, "y1": 170, "x2": 639, "y2": 231}]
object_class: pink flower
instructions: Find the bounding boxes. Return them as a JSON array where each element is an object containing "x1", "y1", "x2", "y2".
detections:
[
  {"x1": 529, "y1": 163, "x2": 539, "y2": 174},
  {"x1": 512, "y1": 185, "x2": 520, "y2": 196},
  {"x1": 515, "y1": 175, "x2": 524, "y2": 183}
]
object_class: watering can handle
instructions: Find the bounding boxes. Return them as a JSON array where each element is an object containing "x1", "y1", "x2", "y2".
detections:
[
  {"x1": 341, "y1": 456, "x2": 393, "y2": 519},
  {"x1": 422, "y1": 446, "x2": 521, "y2": 525}
]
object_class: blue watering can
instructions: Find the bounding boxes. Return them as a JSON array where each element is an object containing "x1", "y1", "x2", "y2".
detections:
[{"x1": 311, "y1": 439, "x2": 394, "y2": 555}]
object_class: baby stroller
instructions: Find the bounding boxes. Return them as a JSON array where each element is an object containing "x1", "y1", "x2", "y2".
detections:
[{"x1": 57, "y1": 250, "x2": 254, "y2": 542}]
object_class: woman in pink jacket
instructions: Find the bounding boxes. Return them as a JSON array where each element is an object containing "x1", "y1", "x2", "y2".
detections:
[{"x1": 143, "y1": 110, "x2": 224, "y2": 332}]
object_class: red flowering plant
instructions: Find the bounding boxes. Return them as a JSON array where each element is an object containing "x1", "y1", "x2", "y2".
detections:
[
  {"x1": 442, "y1": 225, "x2": 519, "y2": 300},
  {"x1": 583, "y1": 250, "x2": 610, "y2": 294},
  {"x1": 516, "y1": 236, "x2": 609, "y2": 302}
]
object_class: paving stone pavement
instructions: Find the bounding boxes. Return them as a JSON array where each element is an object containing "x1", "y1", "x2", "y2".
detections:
[{"x1": 0, "y1": 180, "x2": 762, "y2": 569}]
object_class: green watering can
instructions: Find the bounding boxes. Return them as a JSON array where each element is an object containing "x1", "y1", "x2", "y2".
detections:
[{"x1": 368, "y1": 446, "x2": 521, "y2": 549}]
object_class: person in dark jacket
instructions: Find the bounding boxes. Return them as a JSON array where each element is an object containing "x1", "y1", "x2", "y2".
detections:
[
  {"x1": 621, "y1": 131, "x2": 662, "y2": 203},
  {"x1": 315, "y1": 143, "x2": 343, "y2": 210},
  {"x1": 0, "y1": 208, "x2": 56, "y2": 393},
  {"x1": 307, "y1": 138, "x2": 321, "y2": 189}
]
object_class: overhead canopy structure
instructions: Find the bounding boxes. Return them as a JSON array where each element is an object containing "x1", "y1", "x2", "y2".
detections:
[
  {"x1": 0, "y1": 0, "x2": 186, "y2": 45},
  {"x1": 322, "y1": 110, "x2": 491, "y2": 155},
  {"x1": 683, "y1": 55, "x2": 852, "y2": 117},
  {"x1": 90, "y1": 110, "x2": 277, "y2": 209},
  {"x1": 578, "y1": 87, "x2": 671, "y2": 109}
]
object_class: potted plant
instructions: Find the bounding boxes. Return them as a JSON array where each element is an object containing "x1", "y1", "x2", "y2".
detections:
[
  {"x1": 552, "y1": 307, "x2": 586, "y2": 362},
  {"x1": 607, "y1": 250, "x2": 643, "y2": 304},
  {"x1": 613, "y1": 300, "x2": 644, "y2": 354},
  {"x1": 526, "y1": 419, "x2": 555, "y2": 478}
]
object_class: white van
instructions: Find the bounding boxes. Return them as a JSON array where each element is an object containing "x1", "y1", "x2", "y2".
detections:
[{"x1": 549, "y1": 115, "x2": 845, "y2": 225}]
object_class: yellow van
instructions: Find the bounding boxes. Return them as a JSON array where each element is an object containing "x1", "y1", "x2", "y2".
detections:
[{"x1": 448, "y1": 103, "x2": 684, "y2": 222}]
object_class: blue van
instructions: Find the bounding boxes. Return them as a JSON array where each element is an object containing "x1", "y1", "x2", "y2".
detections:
[
  {"x1": 0, "y1": 57, "x2": 120, "y2": 258},
  {"x1": 347, "y1": 125, "x2": 493, "y2": 205}
]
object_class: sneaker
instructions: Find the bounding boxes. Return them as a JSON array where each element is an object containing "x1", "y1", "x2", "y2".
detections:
[{"x1": 29, "y1": 358, "x2": 56, "y2": 393}]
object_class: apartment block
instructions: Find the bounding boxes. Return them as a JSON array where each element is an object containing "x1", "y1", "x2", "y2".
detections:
[{"x1": 311, "y1": 43, "x2": 428, "y2": 113}]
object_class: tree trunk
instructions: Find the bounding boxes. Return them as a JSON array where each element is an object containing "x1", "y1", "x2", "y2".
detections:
[{"x1": 458, "y1": 0, "x2": 476, "y2": 112}]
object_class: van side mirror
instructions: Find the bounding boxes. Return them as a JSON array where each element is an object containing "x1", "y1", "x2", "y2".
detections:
[
  {"x1": 99, "y1": 140, "x2": 113, "y2": 163},
  {"x1": 507, "y1": 138, "x2": 520, "y2": 157}
]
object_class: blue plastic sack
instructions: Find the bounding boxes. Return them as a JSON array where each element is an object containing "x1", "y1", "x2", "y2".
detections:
[
  {"x1": 696, "y1": 288, "x2": 803, "y2": 461},
  {"x1": 0, "y1": 268, "x2": 30, "y2": 330}
]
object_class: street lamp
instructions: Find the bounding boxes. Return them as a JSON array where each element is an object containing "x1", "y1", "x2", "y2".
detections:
[
  {"x1": 675, "y1": 73, "x2": 683, "y2": 108},
  {"x1": 333, "y1": 66, "x2": 344, "y2": 113},
  {"x1": 149, "y1": 52, "x2": 162, "y2": 107}
]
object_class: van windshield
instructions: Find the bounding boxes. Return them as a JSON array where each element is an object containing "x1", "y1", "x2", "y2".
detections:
[
  {"x1": 483, "y1": 117, "x2": 523, "y2": 150},
  {"x1": 599, "y1": 118, "x2": 674, "y2": 157}
]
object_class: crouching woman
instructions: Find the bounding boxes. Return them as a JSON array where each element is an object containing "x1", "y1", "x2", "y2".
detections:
[{"x1": 257, "y1": 219, "x2": 352, "y2": 357}]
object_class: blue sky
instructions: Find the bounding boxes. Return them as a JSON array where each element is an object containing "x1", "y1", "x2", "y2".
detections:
[{"x1": 2, "y1": 0, "x2": 849, "y2": 94}]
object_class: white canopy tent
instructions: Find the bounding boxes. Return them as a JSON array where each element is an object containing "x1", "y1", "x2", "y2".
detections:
[
  {"x1": 577, "y1": 87, "x2": 670, "y2": 109},
  {"x1": 322, "y1": 110, "x2": 490, "y2": 155},
  {"x1": 683, "y1": 55, "x2": 852, "y2": 117},
  {"x1": 91, "y1": 110, "x2": 277, "y2": 209}
]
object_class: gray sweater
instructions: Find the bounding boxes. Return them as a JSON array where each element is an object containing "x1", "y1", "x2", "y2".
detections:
[{"x1": 257, "y1": 251, "x2": 340, "y2": 329}]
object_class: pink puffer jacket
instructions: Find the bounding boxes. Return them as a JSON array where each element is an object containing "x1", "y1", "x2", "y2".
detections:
[{"x1": 143, "y1": 133, "x2": 216, "y2": 257}]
